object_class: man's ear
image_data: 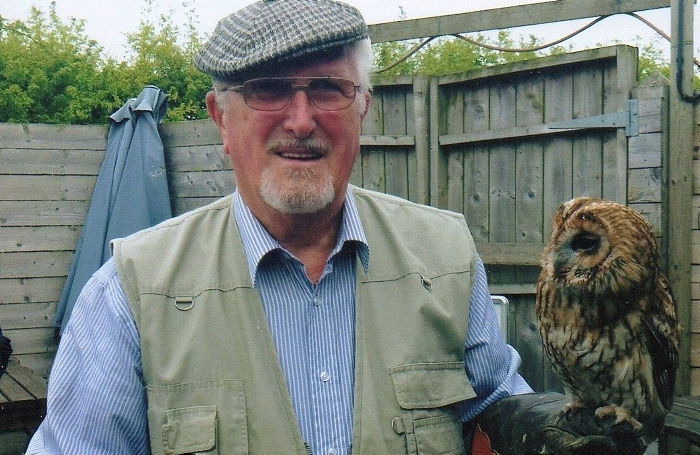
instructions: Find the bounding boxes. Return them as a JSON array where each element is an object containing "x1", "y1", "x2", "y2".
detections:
[
  {"x1": 206, "y1": 90, "x2": 224, "y2": 126},
  {"x1": 206, "y1": 90, "x2": 231, "y2": 157},
  {"x1": 361, "y1": 92, "x2": 371, "y2": 119}
]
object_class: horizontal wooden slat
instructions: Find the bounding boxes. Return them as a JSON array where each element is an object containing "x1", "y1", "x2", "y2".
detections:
[
  {"x1": 159, "y1": 120, "x2": 221, "y2": 147},
  {"x1": 488, "y1": 283, "x2": 536, "y2": 295},
  {"x1": 171, "y1": 197, "x2": 224, "y2": 216},
  {"x1": 0, "y1": 226, "x2": 80, "y2": 253},
  {"x1": 165, "y1": 144, "x2": 229, "y2": 172},
  {"x1": 0, "y1": 123, "x2": 107, "y2": 150},
  {"x1": 0, "y1": 302, "x2": 58, "y2": 330},
  {"x1": 0, "y1": 201, "x2": 88, "y2": 227},
  {"x1": 0, "y1": 251, "x2": 72, "y2": 279},
  {"x1": 0, "y1": 328, "x2": 56, "y2": 358},
  {"x1": 636, "y1": 97, "x2": 664, "y2": 134},
  {"x1": 0, "y1": 148, "x2": 104, "y2": 175},
  {"x1": 2, "y1": 175, "x2": 96, "y2": 202},
  {"x1": 628, "y1": 133, "x2": 662, "y2": 168},
  {"x1": 0, "y1": 277, "x2": 65, "y2": 305},
  {"x1": 476, "y1": 243, "x2": 544, "y2": 266},
  {"x1": 360, "y1": 135, "x2": 415, "y2": 147},
  {"x1": 168, "y1": 170, "x2": 236, "y2": 198}
]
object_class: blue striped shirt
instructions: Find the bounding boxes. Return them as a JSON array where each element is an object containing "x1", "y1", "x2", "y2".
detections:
[{"x1": 27, "y1": 190, "x2": 531, "y2": 455}]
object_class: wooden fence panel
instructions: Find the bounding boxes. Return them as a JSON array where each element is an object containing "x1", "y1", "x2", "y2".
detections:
[
  {"x1": 0, "y1": 124, "x2": 108, "y2": 375},
  {"x1": 1, "y1": 46, "x2": 670, "y2": 392}
]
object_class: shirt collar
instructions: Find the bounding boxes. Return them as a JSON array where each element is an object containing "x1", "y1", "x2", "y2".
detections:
[{"x1": 233, "y1": 189, "x2": 369, "y2": 285}]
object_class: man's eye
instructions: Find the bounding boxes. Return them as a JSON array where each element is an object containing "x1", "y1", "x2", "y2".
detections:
[
  {"x1": 252, "y1": 81, "x2": 289, "y2": 98},
  {"x1": 311, "y1": 79, "x2": 345, "y2": 93}
]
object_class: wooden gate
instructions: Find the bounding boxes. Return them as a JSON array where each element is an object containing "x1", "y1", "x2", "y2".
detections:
[{"x1": 356, "y1": 45, "x2": 643, "y2": 391}]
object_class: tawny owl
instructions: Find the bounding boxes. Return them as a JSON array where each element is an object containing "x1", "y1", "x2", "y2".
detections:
[{"x1": 536, "y1": 197, "x2": 679, "y2": 446}]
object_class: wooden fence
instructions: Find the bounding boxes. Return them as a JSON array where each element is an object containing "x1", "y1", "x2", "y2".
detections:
[{"x1": 0, "y1": 45, "x2": 679, "y2": 393}]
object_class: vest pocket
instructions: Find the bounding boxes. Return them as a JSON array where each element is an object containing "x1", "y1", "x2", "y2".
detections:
[
  {"x1": 162, "y1": 406, "x2": 217, "y2": 455},
  {"x1": 147, "y1": 379, "x2": 248, "y2": 455},
  {"x1": 390, "y1": 362, "x2": 475, "y2": 455}
]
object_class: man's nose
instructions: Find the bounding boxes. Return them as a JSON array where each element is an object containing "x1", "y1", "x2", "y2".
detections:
[{"x1": 282, "y1": 90, "x2": 317, "y2": 137}]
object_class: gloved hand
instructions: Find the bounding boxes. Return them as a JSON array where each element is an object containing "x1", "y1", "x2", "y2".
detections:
[{"x1": 474, "y1": 393, "x2": 650, "y2": 455}]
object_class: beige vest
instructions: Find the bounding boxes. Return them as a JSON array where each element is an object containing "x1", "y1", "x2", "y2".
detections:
[{"x1": 113, "y1": 187, "x2": 477, "y2": 455}]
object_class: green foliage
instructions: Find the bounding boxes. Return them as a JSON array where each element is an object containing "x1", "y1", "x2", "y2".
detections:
[
  {"x1": 636, "y1": 37, "x2": 671, "y2": 82},
  {"x1": 372, "y1": 31, "x2": 561, "y2": 80},
  {"x1": 121, "y1": 0, "x2": 210, "y2": 121},
  {"x1": 0, "y1": 3, "x2": 106, "y2": 123},
  {"x1": 0, "y1": 0, "x2": 210, "y2": 124}
]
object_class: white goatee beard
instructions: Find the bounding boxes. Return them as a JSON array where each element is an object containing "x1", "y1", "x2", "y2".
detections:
[
  {"x1": 259, "y1": 166, "x2": 336, "y2": 214},
  {"x1": 259, "y1": 137, "x2": 337, "y2": 214}
]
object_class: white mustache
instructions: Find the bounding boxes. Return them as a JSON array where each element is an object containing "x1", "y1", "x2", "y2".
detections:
[{"x1": 268, "y1": 138, "x2": 330, "y2": 155}]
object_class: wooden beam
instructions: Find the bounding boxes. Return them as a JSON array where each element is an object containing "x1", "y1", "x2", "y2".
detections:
[
  {"x1": 667, "y1": 0, "x2": 695, "y2": 396},
  {"x1": 440, "y1": 124, "x2": 580, "y2": 146},
  {"x1": 413, "y1": 76, "x2": 430, "y2": 205},
  {"x1": 368, "y1": 0, "x2": 671, "y2": 43}
]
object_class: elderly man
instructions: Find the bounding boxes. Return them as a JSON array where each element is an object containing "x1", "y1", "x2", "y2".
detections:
[{"x1": 27, "y1": 1, "x2": 648, "y2": 454}]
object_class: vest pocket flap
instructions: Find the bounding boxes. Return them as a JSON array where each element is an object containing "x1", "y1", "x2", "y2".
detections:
[
  {"x1": 390, "y1": 362, "x2": 476, "y2": 409},
  {"x1": 162, "y1": 405, "x2": 217, "y2": 454}
]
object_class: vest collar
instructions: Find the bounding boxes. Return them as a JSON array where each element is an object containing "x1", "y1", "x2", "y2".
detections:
[{"x1": 233, "y1": 190, "x2": 369, "y2": 285}]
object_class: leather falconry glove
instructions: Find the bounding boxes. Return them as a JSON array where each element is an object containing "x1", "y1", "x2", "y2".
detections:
[{"x1": 473, "y1": 392, "x2": 649, "y2": 455}]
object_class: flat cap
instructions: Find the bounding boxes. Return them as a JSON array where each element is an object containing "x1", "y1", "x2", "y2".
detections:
[{"x1": 195, "y1": 0, "x2": 369, "y2": 80}]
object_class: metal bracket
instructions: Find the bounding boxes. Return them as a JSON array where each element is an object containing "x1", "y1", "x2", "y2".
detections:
[{"x1": 548, "y1": 99, "x2": 639, "y2": 137}]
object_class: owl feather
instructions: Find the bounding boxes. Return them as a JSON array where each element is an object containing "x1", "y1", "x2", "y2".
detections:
[{"x1": 536, "y1": 197, "x2": 679, "y2": 445}]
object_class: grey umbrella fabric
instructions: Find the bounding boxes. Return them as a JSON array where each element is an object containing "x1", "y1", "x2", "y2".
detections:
[{"x1": 53, "y1": 85, "x2": 171, "y2": 332}]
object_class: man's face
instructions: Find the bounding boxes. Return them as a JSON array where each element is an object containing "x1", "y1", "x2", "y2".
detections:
[{"x1": 208, "y1": 53, "x2": 370, "y2": 217}]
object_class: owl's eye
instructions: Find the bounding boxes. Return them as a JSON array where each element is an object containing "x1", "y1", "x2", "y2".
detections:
[{"x1": 570, "y1": 233, "x2": 600, "y2": 253}]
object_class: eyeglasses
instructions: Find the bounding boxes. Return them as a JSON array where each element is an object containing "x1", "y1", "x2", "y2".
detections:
[{"x1": 223, "y1": 77, "x2": 361, "y2": 112}]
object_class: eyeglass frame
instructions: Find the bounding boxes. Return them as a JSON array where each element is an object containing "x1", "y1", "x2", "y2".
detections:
[{"x1": 217, "y1": 77, "x2": 362, "y2": 112}]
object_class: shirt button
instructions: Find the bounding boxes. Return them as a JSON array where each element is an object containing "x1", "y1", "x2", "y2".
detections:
[
  {"x1": 313, "y1": 296, "x2": 321, "y2": 306},
  {"x1": 328, "y1": 449, "x2": 337, "y2": 455},
  {"x1": 320, "y1": 371, "x2": 331, "y2": 382}
]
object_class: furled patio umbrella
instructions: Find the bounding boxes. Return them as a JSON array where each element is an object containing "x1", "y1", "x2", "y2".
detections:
[{"x1": 53, "y1": 85, "x2": 171, "y2": 333}]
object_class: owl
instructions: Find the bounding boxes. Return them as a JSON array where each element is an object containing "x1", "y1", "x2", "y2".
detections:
[{"x1": 536, "y1": 197, "x2": 679, "y2": 445}]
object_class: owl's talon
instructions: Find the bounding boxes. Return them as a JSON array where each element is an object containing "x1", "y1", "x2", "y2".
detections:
[
  {"x1": 594, "y1": 404, "x2": 643, "y2": 432},
  {"x1": 560, "y1": 402, "x2": 584, "y2": 419}
]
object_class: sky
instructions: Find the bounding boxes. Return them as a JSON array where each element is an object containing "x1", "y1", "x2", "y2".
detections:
[{"x1": 0, "y1": 0, "x2": 697, "y2": 62}]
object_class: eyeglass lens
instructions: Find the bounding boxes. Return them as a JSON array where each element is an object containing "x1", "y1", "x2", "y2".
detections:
[{"x1": 242, "y1": 78, "x2": 358, "y2": 111}]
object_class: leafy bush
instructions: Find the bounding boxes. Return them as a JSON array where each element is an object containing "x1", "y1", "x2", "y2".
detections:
[{"x1": 0, "y1": 1, "x2": 679, "y2": 124}]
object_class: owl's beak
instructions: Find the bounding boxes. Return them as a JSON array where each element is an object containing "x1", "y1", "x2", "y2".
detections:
[{"x1": 553, "y1": 246, "x2": 575, "y2": 275}]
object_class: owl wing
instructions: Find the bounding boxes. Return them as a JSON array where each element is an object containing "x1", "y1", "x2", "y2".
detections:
[{"x1": 642, "y1": 274, "x2": 679, "y2": 411}]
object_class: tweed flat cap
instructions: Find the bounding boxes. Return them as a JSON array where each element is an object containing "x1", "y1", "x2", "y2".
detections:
[{"x1": 195, "y1": 0, "x2": 369, "y2": 80}]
